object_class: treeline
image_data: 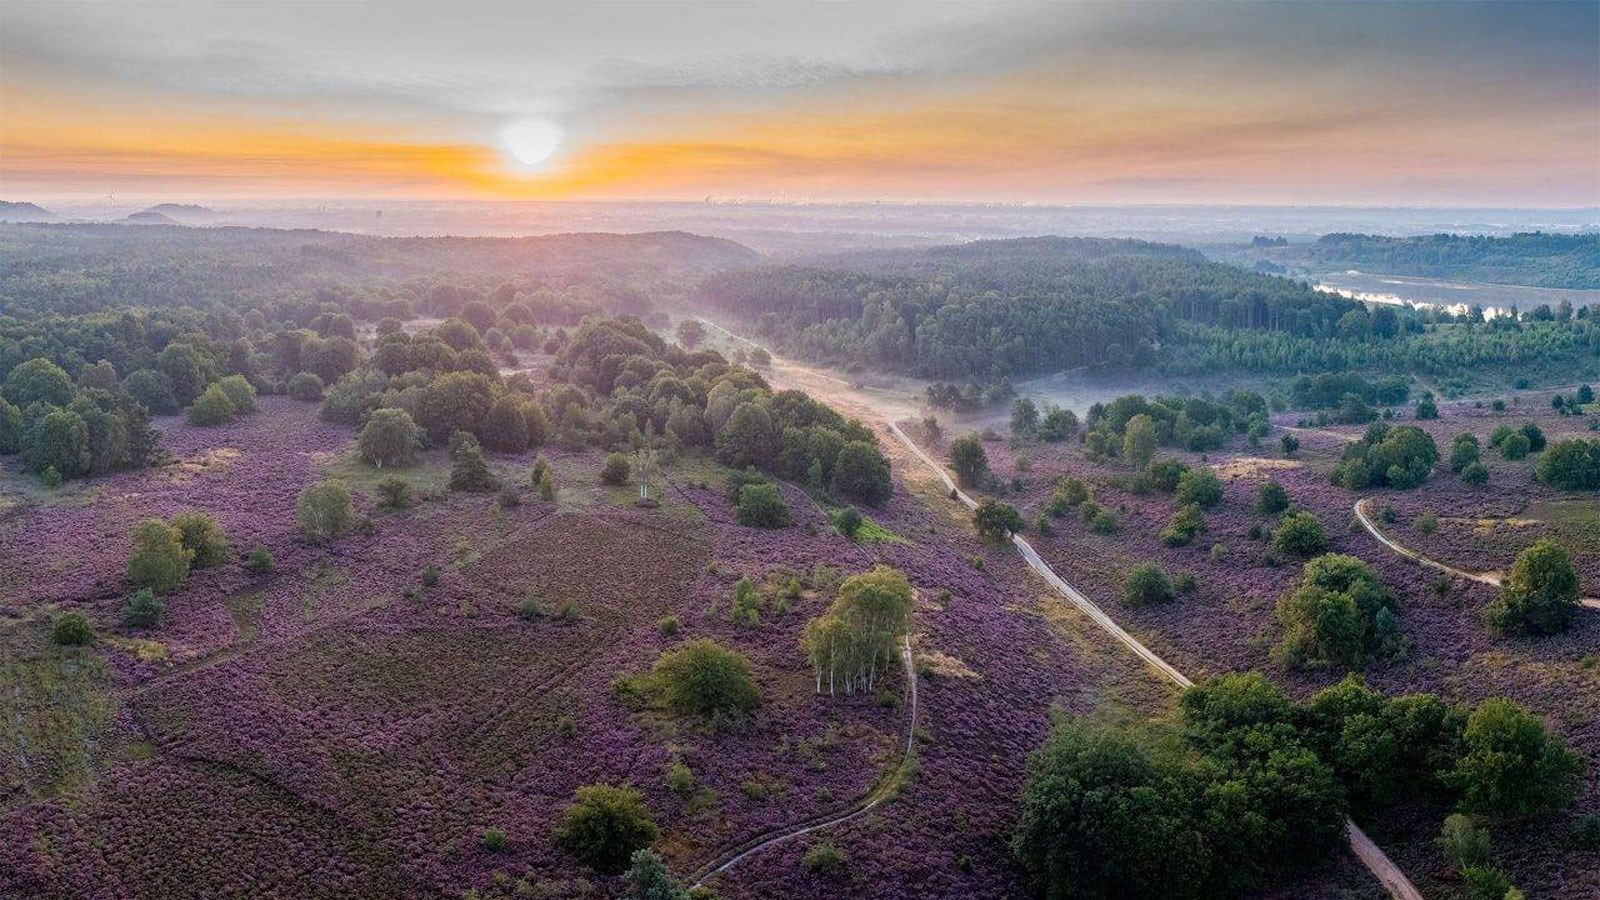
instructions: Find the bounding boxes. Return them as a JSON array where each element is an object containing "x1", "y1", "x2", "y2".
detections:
[
  {"x1": 325, "y1": 315, "x2": 894, "y2": 506},
  {"x1": 697, "y1": 236, "x2": 1367, "y2": 380},
  {"x1": 1297, "y1": 232, "x2": 1600, "y2": 289}
]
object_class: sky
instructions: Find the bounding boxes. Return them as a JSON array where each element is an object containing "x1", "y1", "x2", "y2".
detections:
[{"x1": 1, "y1": 0, "x2": 1596, "y2": 206}]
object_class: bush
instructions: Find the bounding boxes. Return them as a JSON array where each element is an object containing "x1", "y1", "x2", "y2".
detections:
[
  {"x1": 359, "y1": 408, "x2": 423, "y2": 468},
  {"x1": 1450, "y1": 433, "x2": 1481, "y2": 472},
  {"x1": 185, "y1": 384, "x2": 237, "y2": 426},
  {"x1": 1460, "y1": 867, "x2": 1515, "y2": 900},
  {"x1": 553, "y1": 784, "x2": 659, "y2": 875},
  {"x1": 121, "y1": 587, "x2": 165, "y2": 628},
  {"x1": 1174, "y1": 468, "x2": 1223, "y2": 508},
  {"x1": 297, "y1": 480, "x2": 355, "y2": 542},
  {"x1": 1276, "y1": 553, "x2": 1397, "y2": 669},
  {"x1": 831, "y1": 440, "x2": 892, "y2": 505},
  {"x1": 171, "y1": 512, "x2": 229, "y2": 569},
  {"x1": 480, "y1": 828, "x2": 508, "y2": 852},
  {"x1": 949, "y1": 435, "x2": 988, "y2": 487},
  {"x1": 1047, "y1": 478, "x2": 1090, "y2": 516},
  {"x1": 736, "y1": 483, "x2": 790, "y2": 528},
  {"x1": 1450, "y1": 697, "x2": 1580, "y2": 820},
  {"x1": 973, "y1": 500, "x2": 1024, "y2": 543},
  {"x1": 214, "y1": 375, "x2": 257, "y2": 415},
  {"x1": 1436, "y1": 814, "x2": 1492, "y2": 870},
  {"x1": 51, "y1": 611, "x2": 95, "y2": 645},
  {"x1": 245, "y1": 546, "x2": 275, "y2": 574},
  {"x1": 1145, "y1": 459, "x2": 1188, "y2": 493},
  {"x1": 1535, "y1": 436, "x2": 1600, "y2": 489},
  {"x1": 653, "y1": 639, "x2": 761, "y2": 720},
  {"x1": 600, "y1": 452, "x2": 632, "y2": 486},
  {"x1": 448, "y1": 435, "x2": 498, "y2": 492},
  {"x1": 1123, "y1": 563, "x2": 1175, "y2": 606},
  {"x1": 803, "y1": 841, "x2": 849, "y2": 875},
  {"x1": 835, "y1": 506, "x2": 863, "y2": 540},
  {"x1": 377, "y1": 476, "x2": 414, "y2": 510},
  {"x1": 1159, "y1": 504, "x2": 1206, "y2": 547},
  {"x1": 657, "y1": 615, "x2": 680, "y2": 636},
  {"x1": 1256, "y1": 479, "x2": 1290, "y2": 514},
  {"x1": 1461, "y1": 461, "x2": 1490, "y2": 486},
  {"x1": 1088, "y1": 507, "x2": 1118, "y2": 534},
  {"x1": 287, "y1": 372, "x2": 324, "y2": 401},
  {"x1": 1498, "y1": 432, "x2": 1531, "y2": 460},
  {"x1": 126, "y1": 519, "x2": 192, "y2": 593},
  {"x1": 1331, "y1": 423, "x2": 1438, "y2": 489},
  {"x1": 624, "y1": 848, "x2": 687, "y2": 899},
  {"x1": 1484, "y1": 539, "x2": 1580, "y2": 635},
  {"x1": 123, "y1": 369, "x2": 180, "y2": 415},
  {"x1": 1271, "y1": 510, "x2": 1328, "y2": 556}
]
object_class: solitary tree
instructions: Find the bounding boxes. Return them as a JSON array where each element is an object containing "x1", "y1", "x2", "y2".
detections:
[
  {"x1": 554, "y1": 784, "x2": 660, "y2": 875},
  {"x1": 949, "y1": 435, "x2": 988, "y2": 488},
  {"x1": 1122, "y1": 414, "x2": 1158, "y2": 469},
  {"x1": 359, "y1": 408, "x2": 423, "y2": 468},
  {"x1": 126, "y1": 519, "x2": 192, "y2": 593},
  {"x1": 296, "y1": 480, "x2": 355, "y2": 542},
  {"x1": 804, "y1": 565, "x2": 915, "y2": 697},
  {"x1": 1485, "y1": 539, "x2": 1580, "y2": 635},
  {"x1": 974, "y1": 500, "x2": 1024, "y2": 543}
]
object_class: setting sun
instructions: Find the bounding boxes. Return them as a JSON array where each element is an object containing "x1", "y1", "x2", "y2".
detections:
[{"x1": 501, "y1": 118, "x2": 563, "y2": 169}]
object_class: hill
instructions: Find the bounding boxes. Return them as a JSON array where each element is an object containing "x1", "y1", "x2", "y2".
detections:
[
  {"x1": 0, "y1": 201, "x2": 58, "y2": 223},
  {"x1": 120, "y1": 210, "x2": 182, "y2": 225},
  {"x1": 1293, "y1": 232, "x2": 1600, "y2": 289}
]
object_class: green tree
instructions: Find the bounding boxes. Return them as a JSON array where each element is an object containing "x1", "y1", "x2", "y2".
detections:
[
  {"x1": 804, "y1": 565, "x2": 915, "y2": 697},
  {"x1": 1174, "y1": 468, "x2": 1223, "y2": 508},
  {"x1": 554, "y1": 784, "x2": 660, "y2": 875},
  {"x1": 185, "y1": 384, "x2": 237, "y2": 426},
  {"x1": 1498, "y1": 432, "x2": 1530, "y2": 460},
  {"x1": 51, "y1": 612, "x2": 95, "y2": 646},
  {"x1": 653, "y1": 639, "x2": 761, "y2": 719},
  {"x1": 22, "y1": 408, "x2": 88, "y2": 478},
  {"x1": 297, "y1": 480, "x2": 355, "y2": 542},
  {"x1": 1414, "y1": 392, "x2": 1439, "y2": 420},
  {"x1": 601, "y1": 452, "x2": 632, "y2": 486},
  {"x1": 1276, "y1": 554, "x2": 1395, "y2": 669},
  {"x1": 1011, "y1": 397, "x2": 1040, "y2": 438},
  {"x1": 736, "y1": 482, "x2": 790, "y2": 527},
  {"x1": 123, "y1": 369, "x2": 178, "y2": 415},
  {"x1": 835, "y1": 506, "x2": 864, "y2": 540},
  {"x1": 1160, "y1": 503, "x2": 1206, "y2": 547},
  {"x1": 122, "y1": 588, "x2": 165, "y2": 628},
  {"x1": 4, "y1": 358, "x2": 74, "y2": 408},
  {"x1": 1485, "y1": 539, "x2": 1579, "y2": 635},
  {"x1": 171, "y1": 513, "x2": 229, "y2": 569},
  {"x1": 1122, "y1": 413, "x2": 1158, "y2": 469},
  {"x1": 1256, "y1": 480, "x2": 1290, "y2": 514},
  {"x1": 482, "y1": 395, "x2": 532, "y2": 453},
  {"x1": 714, "y1": 402, "x2": 781, "y2": 470},
  {"x1": 1450, "y1": 433, "x2": 1481, "y2": 473},
  {"x1": 1436, "y1": 814, "x2": 1492, "y2": 870},
  {"x1": 1460, "y1": 461, "x2": 1489, "y2": 486},
  {"x1": 1535, "y1": 437, "x2": 1600, "y2": 489},
  {"x1": 287, "y1": 372, "x2": 325, "y2": 401},
  {"x1": 832, "y1": 440, "x2": 892, "y2": 505},
  {"x1": 126, "y1": 519, "x2": 193, "y2": 592},
  {"x1": 214, "y1": 374, "x2": 256, "y2": 415},
  {"x1": 1450, "y1": 698, "x2": 1579, "y2": 818},
  {"x1": 1123, "y1": 563, "x2": 1175, "y2": 606},
  {"x1": 414, "y1": 371, "x2": 496, "y2": 442},
  {"x1": 622, "y1": 848, "x2": 687, "y2": 900},
  {"x1": 1271, "y1": 511, "x2": 1328, "y2": 556},
  {"x1": 0, "y1": 396, "x2": 21, "y2": 454},
  {"x1": 949, "y1": 434, "x2": 988, "y2": 487},
  {"x1": 157, "y1": 343, "x2": 211, "y2": 406},
  {"x1": 449, "y1": 436, "x2": 498, "y2": 492},
  {"x1": 358, "y1": 408, "x2": 423, "y2": 468},
  {"x1": 974, "y1": 500, "x2": 1024, "y2": 543}
]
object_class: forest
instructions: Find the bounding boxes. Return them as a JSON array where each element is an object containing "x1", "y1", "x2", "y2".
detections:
[{"x1": 1288, "y1": 232, "x2": 1600, "y2": 289}]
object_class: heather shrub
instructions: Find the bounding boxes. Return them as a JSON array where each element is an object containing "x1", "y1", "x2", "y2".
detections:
[
  {"x1": 377, "y1": 476, "x2": 414, "y2": 510},
  {"x1": 653, "y1": 639, "x2": 761, "y2": 720},
  {"x1": 185, "y1": 384, "x2": 236, "y2": 426},
  {"x1": 600, "y1": 452, "x2": 631, "y2": 486},
  {"x1": 287, "y1": 372, "x2": 325, "y2": 401},
  {"x1": 1256, "y1": 479, "x2": 1290, "y2": 514},
  {"x1": 1271, "y1": 510, "x2": 1328, "y2": 556},
  {"x1": 171, "y1": 512, "x2": 229, "y2": 569},
  {"x1": 122, "y1": 588, "x2": 164, "y2": 628},
  {"x1": 359, "y1": 408, "x2": 423, "y2": 468},
  {"x1": 297, "y1": 480, "x2": 355, "y2": 542},
  {"x1": 736, "y1": 483, "x2": 790, "y2": 528},
  {"x1": 1122, "y1": 563, "x2": 1174, "y2": 606},
  {"x1": 1484, "y1": 539, "x2": 1579, "y2": 635},
  {"x1": 554, "y1": 784, "x2": 659, "y2": 875},
  {"x1": 51, "y1": 612, "x2": 95, "y2": 646},
  {"x1": 126, "y1": 519, "x2": 192, "y2": 592}
]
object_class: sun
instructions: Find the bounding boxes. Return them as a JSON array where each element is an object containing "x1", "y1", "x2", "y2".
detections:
[{"x1": 501, "y1": 118, "x2": 563, "y2": 167}]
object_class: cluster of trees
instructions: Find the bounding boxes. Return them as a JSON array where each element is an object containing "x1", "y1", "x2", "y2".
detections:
[
  {"x1": 1009, "y1": 397, "x2": 1080, "y2": 443},
  {"x1": 1013, "y1": 672, "x2": 1577, "y2": 900},
  {"x1": 1289, "y1": 371, "x2": 1411, "y2": 410},
  {"x1": 1296, "y1": 232, "x2": 1600, "y2": 290},
  {"x1": 1082, "y1": 392, "x2": 1268, "y2": 461},
  {"x1": 698, "y1": 237, "x2": 1372, "y2": 381},
  {"x1": 1330, "y1": 422, "x2": 1439, "y2": 489},
  {"x1": 1535, "y1": 435, "x2": 1600, "y2": 489},
  {"x1": 1449, "y1": 433, "x2": 1491, "y2": 486},
  {"x1": 925, "y1": 378, "x2": 1015, "y2": 413},
  {"x1": 0, "y1": 357, "x2": 162, "y2": 483},
  {"x1": 1276, "y1": 554, "x2": 1403, "y2": 669},
  {"x1": 126, "y1": 512, "x2": 229, "y2": 594},
  {"x1": 803, "y1": 566, "x2": 915, "y2": 697}
]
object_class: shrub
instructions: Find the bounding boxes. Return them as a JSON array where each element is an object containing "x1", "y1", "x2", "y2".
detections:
[
  {"x1": 1174, "y1": 468, "x2": 1223, "y2": 508},
  {"x1": 1535, "y1": 436, "x2": 1600, "y2": 489},
  {"x1": 1159, "y1": 504, "x2": 1205, "y2": 547},
  {"x1": 1146, "y1": 459, "x2": 1188, "y2": 493},
  {"x1": 835, "y1": 506, "x2": 863, "y2": 540},
  {"x1": 245, "y1": 546, "x2": 275, "y2": 574},
  {"x1": 948, "y1": 435, "x2": 988, "y2": 487},
  {"x1": 480, "y1": 828, "x2": 508, "y2": 852},
  {"x1": 1256, "y1": 479, "x2": 1290, "y2": 514},
  {"x1": 1460, "y1": 867, "x2": 1515, "y2": 900},
  {"x1": 600, "y1": 452, "x2": 631, "y2": 486},
  {"x1": 51, "y1": 611, "x2": 95, "y2": 646},
  {"x1": 214, "y1": 375, "x2": 257, "y2": 415},
  {"x1": 121, "y1": 587, "x2": 164, "y2": 628},
  {"x1": 1271, "y1": 510, "x2": 1328, "y2": 556},
  {"x1": 1331, "y1": 423, "x2": 1438, "y2": 489},
  {"x1": 171, "y1": 513, "x2": 229, "y2": 569},
  {"x1": 653, "y1": 639, "x2": 761, "y2": 720},
  {"x1": 657, "y1": 615, "x2": 680, "y2": 637},
  {"x1": 1436, "y1": 814, "x2": 1492, "y2": 870},
  {"x1": 803, "y1": 842, "x2": 849, "y2": 875},
  {"x1": 185, "y1": 384, "x2": 237, "y2": 426},
  {"x1": 1280, "y1": 432, "x2": 1300, "y2": 456},
  {"x1": 126, "y1": 519, "x2": 192, "y2": 592},
  {"x1": 832, "y1": 440, "x2": 892, "y2": 505},
  {"x1": 553, "y1": 784, "x2": 659, "y2": 875},
  {"x1": 624, "y1": 848, "x2": 687, "y2": 899},
  {"x1": 1276, "y1": 553, "x2": 1397, "y2": 669},
  {"x1": 1123, "y1": 563, "x2": 1175, "y2": 606},
  {"x1": 1498, "y1": 432, "x2": 1530, "y2": 460},
  {"x1": 1450, "y1": 433, "x2": 1481, "y2": 472},
  {"x1": 377, "y1": 476, "x2": 414, "y2": 510},
  {"x1": 287, "y1": 372, "x2": 324, "y2": 401},
  {"x1": 449, "y1": 435, "x2": 498, "y2": 492},
  {"x1": 1047, "y1": 478, "x2": 1090, "y2": 515},
  {"x1": 482, "y1": 395, "x2": 532, "y2": 453},
  {"x1": 1452, "y1": 698, "x2": 1574, "y2": 816},
  {"x1": 736, "y1": 483, "x2": 790, "y2": 528},
  {"x1": 1122, "y1": 414, "x2": 1158, "y2": 468},
  {"x1": 1460, "y1": 461, "x2": 1489, "y2": 486},
  {"x1": 1088, "y1": 507, "x2": 1118, "y2": 534},
  {"x1": 1484, "y1": 539, "x2": 1579, "y2": 635},
  {"x1": 296, "y1": 480, "x2": 355, "y2": 542},
  {"x1": 359, "y1": 408, "x2": 423, "y2": 468},
  {"x1": 974, "y1": 500, "x2": 1025, "y2": 543}
]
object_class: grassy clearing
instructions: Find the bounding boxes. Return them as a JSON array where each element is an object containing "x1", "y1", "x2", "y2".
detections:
[
  {"x1": 322, "y1": 444, "x2": 451, "y2": 497},
  {"x1": 1, "y1": 630, "x2": 117, "y2": 808}
]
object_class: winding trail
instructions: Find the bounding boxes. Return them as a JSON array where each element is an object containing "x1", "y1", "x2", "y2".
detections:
[
  {"x1": 688, "y1": 636, "x2": 916, "y2": 888},
  {"x1": 699, "y1": 318, "x2": 1425, "y2": 900},
  {"x1": 1353, "y1": 498, "x2": 1600, "y2": 610}
]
